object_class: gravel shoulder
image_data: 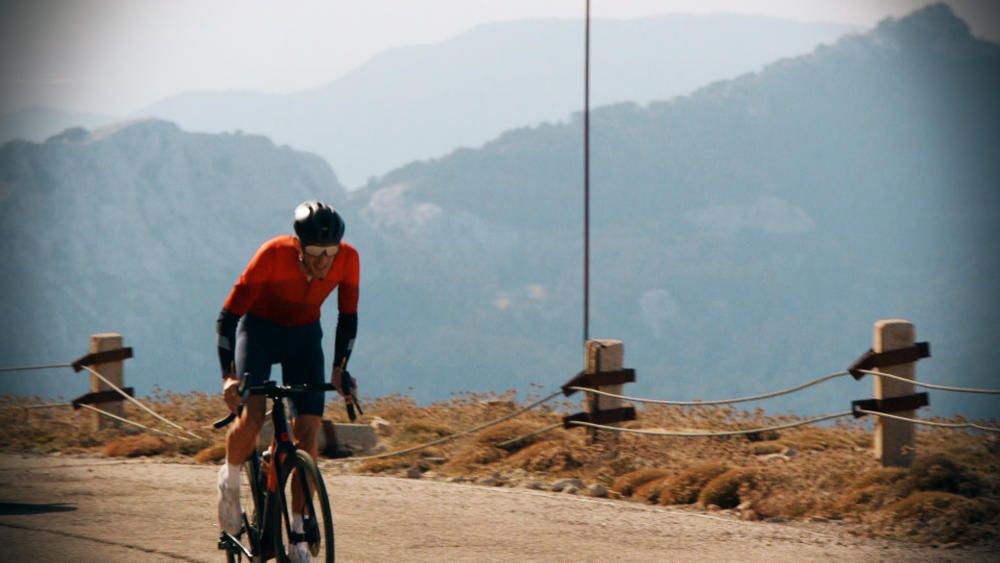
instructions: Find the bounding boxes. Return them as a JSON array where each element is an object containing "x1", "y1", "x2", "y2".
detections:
[{"x1": 0, "y1": 453, "x2": 991, "y2": 562}]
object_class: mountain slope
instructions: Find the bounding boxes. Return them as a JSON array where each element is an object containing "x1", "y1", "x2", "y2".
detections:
[
  {"x1": 0, "y1": 120, "x2": 345, "y2": 397},
  {"x1": 345, "y1": 3, "x2": 1000, "y2": 416},
  {"x1": 0, "y1": 5, "x2": 995, "y2": 419},
  {"x1": 136, "y1": 14, "x2": 855, "y2": 187}
]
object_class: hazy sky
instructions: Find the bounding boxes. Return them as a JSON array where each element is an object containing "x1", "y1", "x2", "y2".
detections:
[{"x1": 1, "y1": 0, "x2": 997, "y2": 116}]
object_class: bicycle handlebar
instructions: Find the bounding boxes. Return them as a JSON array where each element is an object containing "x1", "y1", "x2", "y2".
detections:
[{"x1": 212, "y1": 381, "x2": 341, "y2": 429}]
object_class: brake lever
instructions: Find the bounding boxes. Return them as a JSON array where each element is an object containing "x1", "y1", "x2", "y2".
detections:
[{"x1": 341, "y1": 371, "x2": 363, "y2": 422}]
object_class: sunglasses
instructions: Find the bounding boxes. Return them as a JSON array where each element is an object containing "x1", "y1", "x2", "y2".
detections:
[{"x1": 303, "y1": 244, "x2": 340, "y2": 257}]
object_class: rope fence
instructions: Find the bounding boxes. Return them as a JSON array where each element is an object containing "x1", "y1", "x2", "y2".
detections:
[
  {"x1": 79, "y1": 365, "x2": 203, "y2": 441},
  {"x1": 0, "y1": 355, "x2": 204, "y2": 443},
  {"x1": 340, "y1": 390, "x2": 563, "y2": 462},
  {"x1": 568, "y1": 370, "x2": 853, "y2": 407},
  {"x1": 854, "y1": 369, "x2": 1000, "y2": 395},
  {"x1": 0, "y1": 363, "x2": 72, "y2": 373},
  {"x1": 3, "y1": 324, "x2": 999, "y2": 464},
  {"x1": 567, "y1": 411, "x2": 855, "y2": 437},
  {"x1": 76, "y1": 404, "x2": 193, "y2": 441},
  {"x1": 856, "y1": 408, "x2": 1000, "y2": 433}
]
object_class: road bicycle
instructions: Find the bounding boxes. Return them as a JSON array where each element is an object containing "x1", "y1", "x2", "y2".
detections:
[{"x1": 214, "y1": 380, "x2": 339, "y2": 562}]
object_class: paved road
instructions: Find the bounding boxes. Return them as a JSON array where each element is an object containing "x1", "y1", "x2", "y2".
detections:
[{"x1": 0, "y1": 454, "x2": 991, "y2": 562}]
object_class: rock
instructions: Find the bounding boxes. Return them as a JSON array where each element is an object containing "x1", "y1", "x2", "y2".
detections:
[
  {"x1": 563, "y1": 486, "x2": 579, "y2": 495},
  {"x1": 479, "y1": 477, "x2": 504, "y2": 487},
  {"x1": 785, "y1": 448, "x2": 798, "y2": 458},
  {"x1": 406, "y1": 467, "x2": 423, "y2": 479},
  {"x1": 370, "y1": 416, "x2": 393, "y2": 437},
  {"x1": 766, "y1": 516, "x2": 789, "y2": 524},
  {"x1": 448, "y1": 476, "x2": 467, "y2": 484},
  {"x1": 329, "y1": 423, "x2": 378, "y2": 454},
  {"x1": 526, "y1": 480, "x2": 545, "y2": 490},
  {"x1": 551, "y1": 478, "x2": 585, "y2": 492},
  {"x1": 740, "y1": 510, "x2": 761, "y2": 521},
  {"x1": 759, "y1": 453, "x2": 790, "y2": 463},
  {"x1": 587, "y1": 484, "x2": 609, "y2": 498}
]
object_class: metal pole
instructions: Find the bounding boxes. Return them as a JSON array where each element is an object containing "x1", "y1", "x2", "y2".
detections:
[{"x1": 583, "y1": 0, "x2": 591, "y2": 343}]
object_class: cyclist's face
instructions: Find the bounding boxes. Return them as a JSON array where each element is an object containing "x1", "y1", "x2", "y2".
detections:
[{"x1": 301, "y1": 251, "x2": 334, "y2": 279}]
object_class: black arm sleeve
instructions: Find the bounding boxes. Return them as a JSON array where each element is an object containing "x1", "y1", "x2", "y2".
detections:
[
  {"x1": 216, "y1": 309, "x2": 240, "y2": 377},
  {"x1": 333, "y1": 312, "x2": 358, "y2": 371}
]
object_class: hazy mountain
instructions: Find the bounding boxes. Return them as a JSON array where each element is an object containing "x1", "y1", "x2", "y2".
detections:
[
  {"x1": 1, "y1": 5, "x2": 996, "y2": 420},
  {"x1": 0, "y1": 106, "x2": 117, "y2": 144},
  {"x1": 135, "y1": 14, "x2": 856, "y2": 188},
  {"x1": 0, "y1": 120, "x2": 345, "y2": 398},
  {"x1": 344, "y1": 3, "x2": 1000, "y2": 417}
]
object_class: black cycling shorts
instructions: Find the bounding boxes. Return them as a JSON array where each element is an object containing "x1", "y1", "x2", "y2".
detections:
[{"x1": 235, "y1": 313, "x2": 325, "y2": 417}]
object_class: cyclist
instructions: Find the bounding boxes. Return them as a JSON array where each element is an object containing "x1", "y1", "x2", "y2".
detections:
[{"x1": 215, "y1": 200, "x2": 359, "y2": 562}]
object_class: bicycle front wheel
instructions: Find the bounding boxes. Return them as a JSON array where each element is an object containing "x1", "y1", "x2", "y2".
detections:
[{"x1": 273, "y1": 450, "x2": 335, "y2": 563}]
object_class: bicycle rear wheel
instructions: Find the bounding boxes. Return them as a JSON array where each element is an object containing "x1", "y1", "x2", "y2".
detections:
[{"x1": 273, "y1": 450, "x2": 335, "y2": 562}]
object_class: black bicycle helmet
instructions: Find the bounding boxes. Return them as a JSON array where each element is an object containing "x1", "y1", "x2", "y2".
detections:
[{"x1": 293, "y1": 201, "x2": 345, "y2": 246}]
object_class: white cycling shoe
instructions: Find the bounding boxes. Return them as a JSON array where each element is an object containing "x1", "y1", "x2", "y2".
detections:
[
  {"x1": 288, "y1": 541, "x2": 311, "y2": 563},
  {"x1": 217, "y1": 466, "x2": 243, "y2": 536}
]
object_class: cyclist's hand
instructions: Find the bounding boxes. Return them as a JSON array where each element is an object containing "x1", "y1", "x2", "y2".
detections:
[
  {"x1": 222, "y1": 375, "x2": 241, "y2": 414},
  {"x1": 332, "y1": 367, "x2": 356, "y2": 399}
]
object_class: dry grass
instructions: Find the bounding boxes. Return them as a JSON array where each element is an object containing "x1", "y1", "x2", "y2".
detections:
[
  {"x1": 101, "y1": 435, "x2": 171, "y2": 457},
  {"x1": 611, "y1": 468, "x2": 671, "y2": 497},
  {"x1": 1, "y1": 390, "x2": 997, "y2": 546},
  {"x1": 194, "y1": 444, "x2": 227, "y2": 464},
  {"x1": 657, "y1": 462, "x2": 732, "y2": 505}
]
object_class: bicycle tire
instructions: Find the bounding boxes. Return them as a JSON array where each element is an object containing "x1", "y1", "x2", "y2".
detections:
[
  {"x1": 241, "y1": 457, "x2": 264, "y2": 561},
  {"x1": 273, "y1": 450, "x2": 335, "y2": 563}
]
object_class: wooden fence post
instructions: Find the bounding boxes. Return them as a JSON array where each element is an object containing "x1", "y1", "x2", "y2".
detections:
[
  {"x1": 873, "y1": 319, "x2": 917, "y2": 467},
  {"x1": 89, "y1": 333, "x2": 125, "y2": 431},
  {"x1": 585, "y1": 339, "x2": 623, "y2": 445}
]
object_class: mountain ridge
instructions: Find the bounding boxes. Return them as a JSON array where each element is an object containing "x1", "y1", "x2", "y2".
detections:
[{"x1": 0, "y1": 4, "x2": 996, "y2": 419}]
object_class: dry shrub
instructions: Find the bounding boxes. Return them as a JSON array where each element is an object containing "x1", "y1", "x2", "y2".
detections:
[
  {"x1": 751, "y1": 443, "x2": 785, "y2": 455},
  {"x1": 475, "y1": 420, "x2": 551, "y2": 451},
  {"x1": 658, "y1": 463, "x2": 731, "y2": 505},
  {"x1": 698, "y1": 467, "x2": 776, "y2": 509},
  {"x1": 908, "y1": 453, "x2": 984, "y2": 497},
  {"x1": 394, "y1": 419, "x2": 454, "y2": 446},
  {"x1": 102, "y1": 435, "x2": 171, "y2": 457},
  {"x1": 780, "y1": 427, "x2": 856, "y2": 452},
  {"x1": 611, "y1": 468, "x2": 670, "y2": 497},
  {"x1": 358, "y1": 455, "x2": 416, "y2": 474},
  {"x1": 835, "y1": 467, "x2": 910, "y2": 514},
  {"x1": 633, "y1": 476, "x2": 672, "y2": 503},
  {"x1": 443, "y1": 444, "x2": 505, "y2": 472},
  {"x1": 194, "y1": 444, "x2": 226, "y2": 464},
  {"x1": 882, "y1": 492, "x2": 1000, "y2": 544},
  {"x1": 504, "y1": 441, "x2": 579, "y2": 473},
  {"x1": 177, "y1": 438, "x2": 213, "y2": 457}
]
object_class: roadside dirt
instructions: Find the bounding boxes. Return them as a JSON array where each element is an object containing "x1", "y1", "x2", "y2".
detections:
[{"x1": 0, "y1": 453, "x2": 992, "y2": 562}]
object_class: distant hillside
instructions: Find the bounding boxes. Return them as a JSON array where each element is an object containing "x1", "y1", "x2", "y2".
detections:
[
  {"x1": 0, "y1": 120, "x2": 345, "y2": 397},
  {"x1": 135, "y1": 14, "x2": 855, "y2": 187},
  {"x1": 0, "y1": 5, "x2": 996, "y2": 419},
  {"x1": 345, "y1": 3, "x2": 1000, "y2": 417},
  {"x1": 0, "y1": 106, "x2": 117, "y2": 144}
]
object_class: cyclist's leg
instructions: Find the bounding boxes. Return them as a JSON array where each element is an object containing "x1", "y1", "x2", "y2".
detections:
[
  {"x1": 226, "y1": 314, "x2": 275, "y2": 465},
  {"x1": 281, "y1": 320, "x2": 325, "y2": 516}
]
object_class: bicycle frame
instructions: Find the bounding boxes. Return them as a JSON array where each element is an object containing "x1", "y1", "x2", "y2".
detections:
[{"x1": 217, "y1": 380, "x2": 333, "y2": 561}]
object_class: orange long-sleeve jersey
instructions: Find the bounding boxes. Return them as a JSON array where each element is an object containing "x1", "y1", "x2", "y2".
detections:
[{"x1": 223, "y1": 235, "x2": 359, "y2": 325}]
